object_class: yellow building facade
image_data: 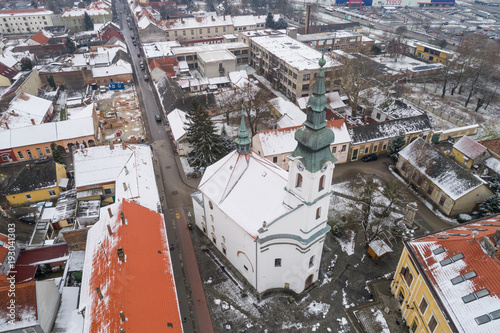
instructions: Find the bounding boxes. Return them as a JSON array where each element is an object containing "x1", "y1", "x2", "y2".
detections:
[
  {"x1": 415, "y1": 43, "x2": 452, "y2": 64},
  {"x1": 5, "y1": 162, "x2": 67, "y2": 205}
]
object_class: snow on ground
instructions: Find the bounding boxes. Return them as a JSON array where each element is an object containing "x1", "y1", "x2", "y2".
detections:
[
  {"x1": 180, "y1": 156, "x2": 195, "y2": 176},
  {"x1": 336, "y1": 230, "x2": 356, "y2": 256},
  {"x1": 355, "y1": 307, "x2": 391, "y2": 333},
  {"x1": 307, "y1": 301, "x2": 331, "y2": 319}
]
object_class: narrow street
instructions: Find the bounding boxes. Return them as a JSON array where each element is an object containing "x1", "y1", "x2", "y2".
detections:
[{"x1": 116, "y1": 1, "x2": 204, "y2": 332}]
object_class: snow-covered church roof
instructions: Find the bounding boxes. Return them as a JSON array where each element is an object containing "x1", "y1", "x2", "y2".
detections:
[{"x1": 198, "y1": 150, "x2": 290, "y2": 238}]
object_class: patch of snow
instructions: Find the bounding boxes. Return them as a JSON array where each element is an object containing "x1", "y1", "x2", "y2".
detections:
[
  {"x1": 307, "y1": 301, "x2": 331, "y2": 319},
  {"x1": 336, "y1": 230, "x2": 355, "y2": 256}
]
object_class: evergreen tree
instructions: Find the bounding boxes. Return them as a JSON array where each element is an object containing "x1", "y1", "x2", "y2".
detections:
[
  {"x1": 388, "y1": 133, "x2": 406, "y2": 163},
  {"x1": 185, "y1": 99, "x2": 225, "y2": 171},
  {"x1": 64, "y1": 38, "x2": 76, "y2": 54},
  {"x1": 20, "y1": 57, "x2": 33, "y2": 70},
  {"x1": 220, "y1": 125, "x2": 237, "y2": 154},
  {"x1": 274, "y1": 17, "x2": 288, "y2": 29},
  {"x1": 50, "y1": 143, "x2": 66, "y2": 165},
  {"x1": 84, "y1": 12, "x2": 94, "y2": 31},
  {"x1": 47, "y1": 75, "x2": 56, "y2": 88},
  {"x1": 478, "y1": 194, "x2": 500, "y2": 217},
  {"x1": 265, "y1": 12, "x2": 275, "y2": 29}
]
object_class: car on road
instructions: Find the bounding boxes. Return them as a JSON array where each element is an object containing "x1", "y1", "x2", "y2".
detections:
[
  {"x1": 361, "y1": 154, "x2": 378, "y2": 162},
  {"x1": 155, "y1": 114, "x2": 161, "y2": 122},
  {"x1": 137, "y1": 52, "x2": 141, "y2": 57},
  {"x1": 144, "y1": 74, "x2": 149, "y2": 81}
]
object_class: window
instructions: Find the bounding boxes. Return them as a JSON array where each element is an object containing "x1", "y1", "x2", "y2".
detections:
[
  {"x1": 48, "y1": 189, "x2": 57, "y2": 197},
  {"x1": 365, "y1": 147, "x2": 369, "y2": 154},
  {"x1": 296, "y1": 174, "x2": 303, "y2": 188},
  {"x1": 302, "y1": 84, "x2": 309, "y2": 91},
  {"x1": 373, "y1": 146, "x2": 378, "y2": 152},
  {"x1": 18, "y1": 151, "x2": 24, "y2": 159},
  {"x1": 183, "y1": 30, "x2": 185, "y2": 36},
  {"x1": 382, "y1": 144, "x2": 387, "y2": 150},
  {"x1": 411, "y1": 320, "x2": 418, "y2": 332},
  {"x1": 318, "y1": 175, "x2": 325, "y2": 191},
  {"x1": 244, "y1": 265, "x2": 248, "y2": 271},
  {"x1": 36, "y1": 148, "x2": 43, "y2": 157},
  {"x1": 1, "y1": 154, "x2": 9, "y2": 161},
  {"x1": 174, "y1": 31, "x2": 177, "y2": 37},
  {"x1": 428, "y1": 315, "x2": 437, "y2": 332},
  {"x1": 376, "y1": 113, "x2": 381, "y2": 120},
  {"x1": 207, "y1": 28, "x2": 210, "y2": 33},
  {"x1": 275, "y1": 258, "x2": 281, "y2": 267},
  {"x1": 427, "y1": 184, "x2": 434, "y2": 195},
  {"x1": 209, "y1": 201, "x2": 213, "y2": 210},
  {"x1": 309, "y1": 256, "x2": 314, "y2": 268},
  {"x1": 25, "y1": 193, "x2": 32, "y2": 200},
  {"x1": 45, "y1": 147, "x2": 51, "y2": 154},
  {"x1": 191, "y1": 29, "x2": 194, "y2": 35},
  {"x1": 273, "y1": 156, "x2": 278, "y2": 163},
  {"x1": 211, "y1": 233, "x2": 216, "y2": 244},
  {"x1": 400, "y1": 267, "x2": 413, "y2": 286},
  {"x1": 439, "y1": 195, "x2": 446, "y2": 206},
  {"x1": 341, "y1": 145, "x2": 346, "y2": 152},
  {"x1": 419, "y1": 297, "x2": 428, "y2": 314},
  {"x1": 332, "y1": 146, "x2": 337, "y2": 153},
  {"x1": 223, "y1": 27, "x2": 226, "y2": 32},
  {"x1": 199, "y1": 29, "x2": 202, "y2": 33},
  {"x1": 316, "y1": 207, "x2": 321, "y2": 219},
  {"x1": 104, "y1": 188, "x2": 112, "y2": 195},
  {"x1": 303, "y1": 73, "x2": 310, "y2": 81}
]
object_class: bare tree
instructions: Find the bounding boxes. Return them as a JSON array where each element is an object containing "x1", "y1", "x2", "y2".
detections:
[{"x1": 239, "y1": 84, "x2": 272, "y2": 137}]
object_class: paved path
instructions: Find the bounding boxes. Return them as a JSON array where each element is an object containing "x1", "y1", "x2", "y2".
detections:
[{"x1": 175, "y1": 207, "x2": 214, "y2": 333}]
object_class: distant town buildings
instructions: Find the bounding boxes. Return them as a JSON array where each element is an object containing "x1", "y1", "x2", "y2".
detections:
[{"x1": 0, "y1": 8, "x2": 57, "y2": 34}]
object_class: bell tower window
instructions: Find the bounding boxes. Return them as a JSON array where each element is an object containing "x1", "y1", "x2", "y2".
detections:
[
  {"x1": 296, "y1": 173, "x2": 303, "y2": 188},
  {"x1": 318, "y1": 175, "x2": 325, "y2": 191}
]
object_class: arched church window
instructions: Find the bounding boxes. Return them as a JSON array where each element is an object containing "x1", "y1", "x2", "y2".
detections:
[
  {"x1": 318, "y1": 175, "x2": 325, "y2": 192},
  {"x1": 316, "y1": 207, "x2": 321, "y2": 220},
  {"x1": 209, "y1": 201, "x2": 213, "y2": 210},
  {"x1": 296, "y1": 174, "x2": 303, "y2": 188}
]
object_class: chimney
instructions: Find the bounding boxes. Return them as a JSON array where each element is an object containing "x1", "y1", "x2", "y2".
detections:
[
  {"x1": 211, "y1": 16, "x2": 215, "y2": 21},
  {"x1": 480, "y1": 236, "x2": 497, "y2": 258},
  {"x1": 107, "y1": 207, "x2": 113, "y2": 218},
  {"x1": 120, "y1": 211, "x2": 126, "y2": 224},
  {"x1": 31, "y1": 118, "x2": 36, "y2": 125},
  {"x1": 96, "y1": 287, "x2": 103, "y2": 300},
  {"x1": 119, "y1": 311, "x2": 125, "y2": 322},
  {"x1": 305, "y1": 4, "x2": 311, "y2": 35},
  {"x1": 107, "y1": 224, "x2": 113, "y2": 236},
  {"x1": 117, "y1": 248, "x2": 125, "y2": 262}
]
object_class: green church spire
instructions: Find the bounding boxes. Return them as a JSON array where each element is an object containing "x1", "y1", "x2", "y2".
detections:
[
  {"x1": 291, "y1": 51, "x2": 337, "y2": 172},
  {"x1": 235, "y1": 106, "x2": 251, "y2": 155}
]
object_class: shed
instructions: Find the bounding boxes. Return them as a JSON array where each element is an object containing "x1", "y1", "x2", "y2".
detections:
[{"x1": 368, "y1": 239, "x2": 392, "y2": 259}]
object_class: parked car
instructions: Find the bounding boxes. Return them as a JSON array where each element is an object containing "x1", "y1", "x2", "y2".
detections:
[
  {"x1": 361, "y1": 154, "x2": 378, "y2": 162},
  {"x1": 155, "y1": 114, "x2": 161, "y2": 122},
  {"x1": 144, "y1": 75, "x2": 149, "y2": 81}
]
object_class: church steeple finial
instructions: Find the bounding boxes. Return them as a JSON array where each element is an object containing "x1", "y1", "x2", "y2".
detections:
[{"x1": 235, "y1": 106, "x2": 251, "y2": 155}]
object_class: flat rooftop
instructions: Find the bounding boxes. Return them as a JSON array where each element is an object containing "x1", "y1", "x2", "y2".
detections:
[{"x1": 198, "y1": 49, "x2": 236, "y2": 62}]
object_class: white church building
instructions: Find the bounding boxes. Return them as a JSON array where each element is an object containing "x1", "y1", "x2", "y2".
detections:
[{"x1": 191, "y1": 56, "x2": 337, "y2": 294}]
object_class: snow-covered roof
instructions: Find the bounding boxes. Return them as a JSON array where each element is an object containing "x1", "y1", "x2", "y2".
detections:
[
  {"x1": 198, "y1": 49, "x2": 235, "y2": 62},
  {"x1": 453, "y1": 136, "x2": 488, "y2": 160},
  {"x1": 0, "y1": 51, "x2": 19, "y2": 68},
  {"x1": 91, "y1": 60, "x2": 132, "y2": 78},
  {"x1": 79, "y1": 199, "x2": 181, "y2": 333},
  {"x1": 485, "y1": 157, "x2": 500, "y2": 174},
  {"x1": 399, "y1": 138, "x2": 485, "y2": 201},
  {"x1": 350, "y1": 115, "x2": 432, "y2": 145},
  {"x1": 231, "y1": 14, "x2": 278, "y2": 27},
  {"x1": 171, "y1": 42, "x2": 247, "y2": 55},
  {"x1": 250, "y1": 34, "x2": 341, "y2": 71},
  {"x1": 228, "y1": 70, "x2": 249, "y2": 89},
  {"x1": 0, "y1": 117, "x2": 95, "y2": 150},
  {"x1": 158, "y1": 15, "x2": 233, "y2": 30},
  {"x1": 73, "y1": 144, "x2": 159, "y2": 211},
  {"x1": 0, "y1": 92, "x2": 53, "y2": 130},
  {"x1": 199, "y1": 151, "x2": 290, "y2": 238},
  {"x1": 297, "y1": 30, "x2": 360, "y2": 42},
  {"x1": 167, "y1": 108, "x2": 187, "y2": 142},
  {"x1": 376, "y1": 98, "x2": 424, "y2": 120},
  {"x1": 257, "y1": 119, "x2": 350, "y2": 157},
  {"x1": 369, "y1": 239, "x2": 392, "y2": 257},
  {"x1": 142, "y1": 41, "x2": 180, "y2": 59},
  {"x1": 297, "y1": 91, "x2": 346, "y2": 111},
  {"x1": 52, "y1": 286, "x2": 83, "y2": 333},
  {"x1": 270, "y1": 97, "x2": 306, "y2": 128},
  {"x1": 0, "y1": 8, "x2": 53, "y2": 17},
  {"x1": 407, "y1": 215, "x2": 500, "y2": 333}
]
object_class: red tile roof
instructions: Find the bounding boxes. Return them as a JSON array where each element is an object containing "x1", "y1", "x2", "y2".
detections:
[
  {"x1": 12, "y1": 244, "x2": 69, "y2": 284},
  {"x1": 149, "y1": 58, "x2": 178, "y2": 77},
  {"x1": 0, "y1": 281, "x2": 38, "y2": 327},
  {"x1": 479, "y1": 138, "x2": 500, "y2": 156},
  {"x1": 83, "y1": 199, "x2": 182, "y2": 332},
  {"x1": 407, "y1": 215, "x2": 500, "y2": 332},
  {"x1": 29, "y1": 30, "x2": 51, "y2": 45}
]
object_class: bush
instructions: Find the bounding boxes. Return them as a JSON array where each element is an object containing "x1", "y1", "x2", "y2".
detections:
[{"x1": 331, "y1": 224, "x2": 344, "y2": 237}]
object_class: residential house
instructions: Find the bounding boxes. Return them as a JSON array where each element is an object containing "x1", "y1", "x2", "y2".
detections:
[
  {"x1": 99, "y1": 21, "x2": 124, "y2": 43},
  {"x1": 392, "y1": 215, "x2": 500, "y2": 333},
  {"x1": 156, "y1": 15, "x2": 234, "y2": 44},
  {"x1": 0, "y1": 8, "x2": 56, "y2": 35},
  {"x1": 25, "y1": 29, "x2": 53, "y2": 46},
  {"x1": 370, "y1": 98, "x2": 424, "y2": 122},
  {"x1": 0, "y1": 63, "x2": 18, "y2": 87},
  {"x1": 413, "y1": 41, "x2": 453, "y2": 64},
  {"x1": 142, "y1": 41, "x2": 180, "y2": 60},
  {"x1": 149, "y1": 57, "x2": 179, "y2": 82},
  {"x1": 4, "y1": 160, "x2": 67, "y2": 206},
  {"x1": 297, "y1": 91, "x2": 348, "y2": 116},
  {"x1": 73, "y1": 144, "x2": 160, "y2": 212},
  {"x1": 171, "y1": 42, "x2": 249, "y2": 70},
  {"x1": 60, "y1": 2, "x2": 112, "y2": 32},
  {"x1": 269, "y1": 96, "x2": 306, "y2": 129},
  {"x1": 166, "y1": 108, "x2": 189, "y2": 156},
  {"x1": 451, "y1": 136, "x2": 491, "y2": 169},
  {"x1": 0, "y1": 281, "x2": 60, "y2": 333},
  {"x1": 348, "y1": 114, "x2": 433, "y2": 161},
  {"x1": 192, "y1": 60, "x2": 336, "y2": 294},
  {"x1": 79, "y1": 199, "x2": 182, "y2": 332},
  {"x1": 252, "y1": 119, "x2": 351, "y2": 170},
  {"x1": 397, "y1": 138, "x2": 494, "y2": 217},
  {"x1": 91, "y1": 59, "x2": 133, "y2": 86},
  {"x1": 0, "y1": 92, "x2": 54, "y2": 130},
  {"x1": 248, "y1": 33, "x2": 342, "y2": 100},
  {"x1": 480, "y1": 138, "x2": 500, "y2": 179}
]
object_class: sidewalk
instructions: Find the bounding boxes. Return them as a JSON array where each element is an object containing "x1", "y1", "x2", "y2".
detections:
[{"x1": 175, "y1": 207, "x2": 214, "y2": 333}]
